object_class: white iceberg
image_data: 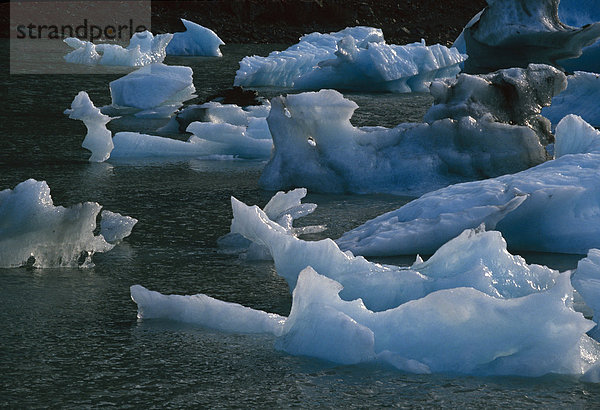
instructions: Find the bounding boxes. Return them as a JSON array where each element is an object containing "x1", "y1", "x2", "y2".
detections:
[
  {"x1": 542, "y1": 71, "x2": 600, "y2": 128},
  {"x1": 260, "y1": 64, "x2": 565, "y2": 196},
  {"x1": 452, "y1": 0, "x2": 600, "y2": 74},
  {"x1": 218, "y1": 188, "x2": 325, "y2": 260},
  {"x1": 103, "y1": 63, "x2": 196, "y2": 118},
  {"x1": 100, "y1": 210, "x2": 138, "y2": 244},
  {"x1": 0, "y1": 179, "x2": 136, "y2": 268},
  {"x1": 64, "y1": 31, "x2": 173, "y2": 66},
  {"x1": 234, "y1": 27, "x2": 466, "y2": 92},
  {"x1": 336, "y1": 114, "x2": 600, "y2": 256},
  {"x1": 166, "y1": 19, "x2": 224, "y2": 57}
]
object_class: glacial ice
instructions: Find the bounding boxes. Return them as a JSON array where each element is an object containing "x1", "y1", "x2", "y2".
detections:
[
  {"x1": 0, "y1": 179, "x2": 135, "y2": 268},
  {"x1": 260, "y1": 64, "x2": 565, "y2": 196},
  {"x1": 166, "y1": 19, "x2": 224, "y2": 57},
  {"x1": 131, "y1": 217, "x2": 600, "y2": 377},
  {"x1": 64, "y1": 31, "x2": 173, "y2": 66},
  {"x1": 453, "y1": 0, "x2": 600, "y2": 74},
  {"x1": 100, "y1": 210, "x2": 138, "y2": 244},
  {"x1": 557, "y1": 0, "x2": 600, "y2": 73},
  {"x1": 542, "y1": 71, "x2": 600, "y2": 128},
  {"x1": 336, "y1": 115, "x2": 600, "y2": 256},
  {"x1": 234, "y1": 27, "x2": 466, "y2": 92},
  {"x1": 572, "y1": 249, "x2": 600, "y2": 341},
  {"x1": 104, "y1": 63, "x2": 196, "y2": 118},
  {"x1": 218, "y1": 188, "x2": 325, "y2": 260}
]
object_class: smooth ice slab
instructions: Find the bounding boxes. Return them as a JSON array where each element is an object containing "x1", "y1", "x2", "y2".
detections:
[
  {"x1": 337, "y1": 115, "x2": 600, "y2": 256},
  {"x1": 0, "y1": 179, "x2": 135, "y2": 268},
  {"x1": 542, "y1": 71, "x2": 600, "y2": 128},
  {"x1": 261, "y1": 65, "x2": 564, "y2": 196},
  {"x1": 64, "y1": 31, "x2": 173, "y2": 66},
  {"x1": 166, "y1": 19, "x2": 224, "y2": 57},
  {"x1": 234, "y1": 27, "x2": 466, "y2": 92}
]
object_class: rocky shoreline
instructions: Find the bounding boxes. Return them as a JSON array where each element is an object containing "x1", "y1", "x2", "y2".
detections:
[{"x1": 152, "y1": 0, "x2": 486, "y2": 46}]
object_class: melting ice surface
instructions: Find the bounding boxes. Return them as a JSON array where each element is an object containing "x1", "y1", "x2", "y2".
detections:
[
  {"x1": 337, "y1": 115, "x2": 600, "y2": 256},
  {"x1": 65, "y1": 92, "x2": 273, "y2": 161},
  {"x1": 131, "y1": 195, "x2": 600, "y2": 379},
  {"x1": 234, "y1": 26, "x2": 466, "y2": 92},
  {"x1": 453, "y1": 0, "x2": 600, "y2": 74},
  {"x1": 166, "y1": 19, "x2": 224, "y2": 57},
  {"x1": 64, "y1": 31, "x2": 172, "y2": 66},
  {"x1": 260, "y1": 64, "x2": 565, "y2": 196},
  {"x1": 542, "y1": 71, "x2": 600, "y2": 128},
  {"x1": 103, "y1": 63, "x2": 196, "y2": 119},
  {"x1": 0, "y1": 179, "x2": 136, "y2": 268}
]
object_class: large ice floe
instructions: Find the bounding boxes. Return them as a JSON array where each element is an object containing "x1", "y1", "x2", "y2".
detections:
[
  {"x1": 64, "y1": 31, "x2": 173, "y2": 66},
  {"x1": 260, "y1": 64, "x2": 566, "y2": 196},
  {"x1": 0, "y1": 179, "x2": 136, "y2": 268},
  {"x1": 234, "y1": 26, "x2": 466, "y2": 92},
  {"x1": 131, "y1": 197, "x2": 600, "y2": 379},
  {"x1": 452, "y1": 0, "x2": 600, "y2": 74},
  {"x1": 101, "y1": 63, "x2": 196, "y2": 119},
  {"x1": 165, "y1": 19, "x2": 224, "y2": 57},
  {"x1": 336, "y1": 114, "x2": 600, "y2": 256},
  {"x1": 66, "y1": 91, "x2": 272, "y2": 161},
  {"x1": 542, "y1": 71, "x2": 600, "y2": 128}
]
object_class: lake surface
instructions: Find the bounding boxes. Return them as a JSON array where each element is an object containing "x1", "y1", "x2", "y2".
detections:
[{"x1": 2, "y1": 43, "x2": 599, "y2": 407}]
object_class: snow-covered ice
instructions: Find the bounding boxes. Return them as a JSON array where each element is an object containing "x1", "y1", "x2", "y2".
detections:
[
  {"x1": 0, "y1": 179, "x2": 135, "y2": 268},
  {"x1": 166, "y1": 19, "x2": 224, "y2": 57},
  {"x1": 542, "y1": 71, "x2": 600, "y2": 128},
  {"x1": 64, "y1": 31, "x2": 173, "y2": 66},
  {"x1": 104, "y1": 63, "x2": 196, "y2": 118},
  {"x1": 453, "y1": 0, "x2": 600, "y2": 74},
  {"x1": 218, "y1": 188, "x2": 325, "y2": 260},
  {"x1": 234, "y1": 27, "x2": 466, "y2": 92},
  {"x1": 260, "y1": 64, "x2": 565, "y2": 196},
  {"x1": 336, "y1": 115, "x2": 600, "y2": 256}
]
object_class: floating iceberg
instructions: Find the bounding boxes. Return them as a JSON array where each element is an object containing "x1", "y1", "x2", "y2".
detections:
[
  {"x1": 260, "y1": 64, "x2": 565, "y2": 196},
  {"x1": 100, "y1": 210, "x2": 138, "y2": 244},
  {"x1": 131, "y1": 207, "x2": 600, "y2": 377},
  {"x1": 103, "y1": 63, "x2": 196, "y2": 118},
  {"x1": 64, "y1": 31, "x2": 173, "y2": 66},
  {"x1": 336, "y1": 115, "x2": 600, "y2": 256},
  {"x1": 0, "y1": 179, "x2": 136, "y2": 268},
  {"x1": 166, "y1": 19, "x2": 224, "y2": 57},
  {"x1": 218, "y1": 188, "x2": 325, "y2": 260},
  {"x1": 572, "y1": 249, "x2": 600, "y2": 341},
  {"x1": 542, "y1": 71, "x2": 600, "y2": 128},
  {"x1": 557, "y1": 0, "x2": 600, "y2": 73},
  {"x1": 234, "y1": 27, "x2": 466, "y2": 92},
  {"x1": 453, "y1": 0, "x2": 600, "y2": 74},
  {"x1": 65, "y1": 92, "x2": 273, "y2": 161}
]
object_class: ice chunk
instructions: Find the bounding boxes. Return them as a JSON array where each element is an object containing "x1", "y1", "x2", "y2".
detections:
[
  {"x1": 106, "y1": 63, "x2": 196, "y2": 118},
  {"x1": 572, "y1": 249, "x2": 600, "y2": 341},
  {"x1": 218, "y1": 188, "x2": 325, "y2": 260},
  {"x1": 261, "y1": 65, "x2": 564, "y2": 196},
  {"x1": 64, "y1": 31, "x2": 173, "y2": 66},
  {"x1": 453, "y1": 0, "x2": 600, "y2": 74},
  {"x1": 100, "y1": 210, "x2": 138, "y2": 244},
  {"x1": 542, "y1": 72, "x2": 600, "y2": 128},
  {"x1": 0, "y1": 179, "x2": 134, "y2": 268},
  {"x1": 64, "y1": 91, "x2": 114, "y2": 162},
  {"x1": 234, "y1": 27, "x2": 465, "y2": 92},
  {"x1": 557, "y1": 0, "x2": 600, "y2": 73},
  {"x1": 337, "y1": 115, "x2": 600, "y2": 256},
  {"x1": 166, "y1": 19, "x2": 224, "y2": 57}
]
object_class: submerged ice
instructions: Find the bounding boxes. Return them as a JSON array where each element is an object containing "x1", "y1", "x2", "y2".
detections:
[
  {"x1": 337, "y1": 115, "x2": 600, "y2": 256},
  {"x1": 234, "y1": 27, "x2": 466, "y2": 92},
  {"x1": 0, "y1": 179, "x2": 136, "y2": 268},
  {"x1": 166, "y1": 19, "x2": 224, "y2": 57},
  {"x1": 260, "y1": 64, "x2": 565, "y2": 196}
]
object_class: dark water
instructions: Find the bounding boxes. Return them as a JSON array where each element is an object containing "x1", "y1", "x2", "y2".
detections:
[{"x1": 2, "y1": 43, "x2": 600, "y2": 407}]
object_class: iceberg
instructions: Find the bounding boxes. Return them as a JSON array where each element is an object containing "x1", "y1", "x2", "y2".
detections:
[
  {"x1": 260, "y1": 64, "x2": 565, "y2": 196},
  {"x1": 100, "y1": 210, "x2": 138, "y2": 244},
  {"x1": 166, "y1": 19, "x2": 224, "y2": 57},
  {"x1": 65, "y1": 92, "x2": 273, "y2": 161},
  {"x1": 0, "y1": 179, "x2": 136, "y2": 268},
  {"x1": 557, "y1": 0, "x2": 600, "y2": 73},
  {"x1": 572, "y1": 249, "x2": 600, "y2": 341},
  {"x1": 218, "y1": 188, "x2": 325, "y2": 260},
  {"x1": 452, "y1": 0, "x2": 600, "y2": 74},
  {"x1": 64, "y1": 31, "x2": 173, "y2": 66},
  {"x1": 103, "y1": 63, "x2": 196, "y2": 118},
  {"x1": 542, "y1": 71, "x2": 600, "y2": 128},
  {"x1": 234, "y1": 27, "x2": 466, "y2": 92},
  {"x1": 336, "y1": 115, "x2": 600, "y2": 256}
]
